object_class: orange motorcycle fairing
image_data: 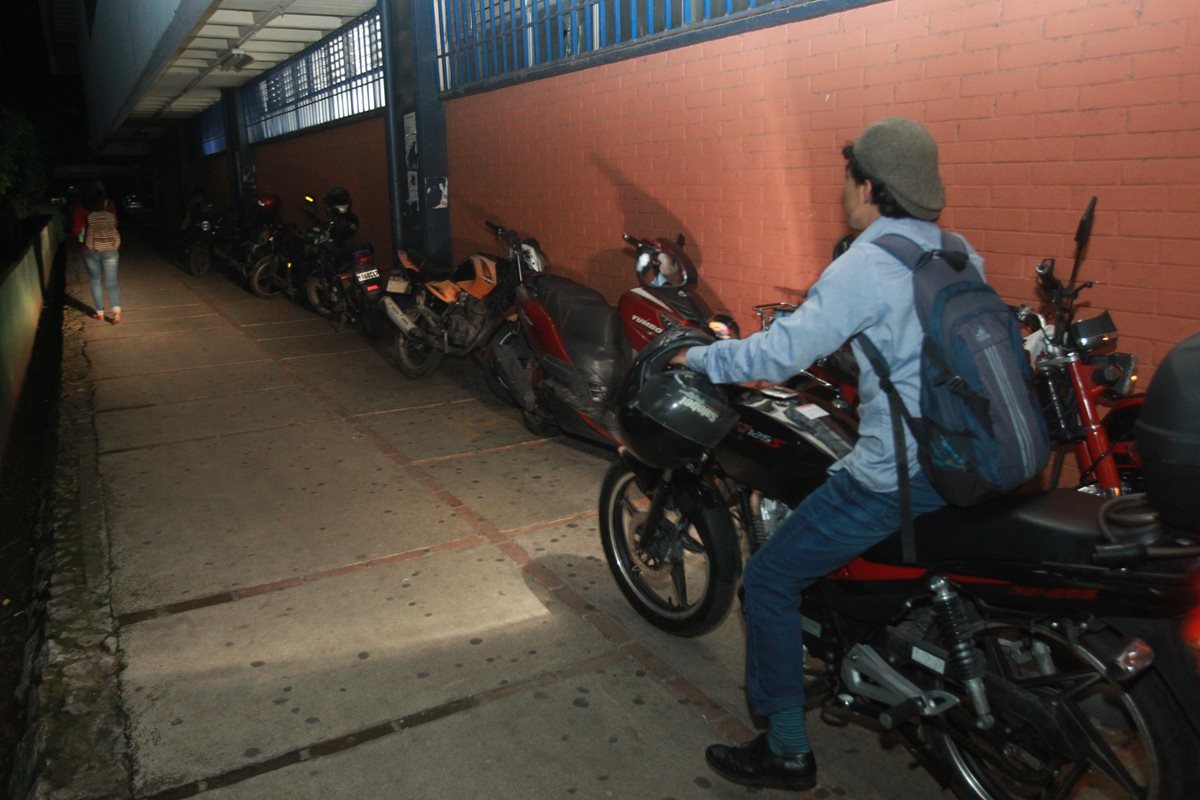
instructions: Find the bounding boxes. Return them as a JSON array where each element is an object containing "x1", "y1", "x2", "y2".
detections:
[{"x1": 426, "y1": 254, "x2": 500, "y2": 304}]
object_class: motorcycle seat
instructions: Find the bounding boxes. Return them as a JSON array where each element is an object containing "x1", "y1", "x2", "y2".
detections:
[
  {"x1": 865, "y1": 489, "x2": 1108, "y2": 567},
  {"x1": 534, "y1": 275, "x2": 624, "y2": 367}
]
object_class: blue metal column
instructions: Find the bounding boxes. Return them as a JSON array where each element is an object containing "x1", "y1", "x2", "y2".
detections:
[
  {"x1": 380, "y1": 0, "x2": 451, "y2": 262},
  {"x1": 221, "y1": 87, "x2": 256, "y2": 225}
]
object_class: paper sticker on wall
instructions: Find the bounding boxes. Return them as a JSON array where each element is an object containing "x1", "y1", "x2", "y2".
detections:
[{"x1": 426, "y1": 177, "x2": 448, "y2": 209}]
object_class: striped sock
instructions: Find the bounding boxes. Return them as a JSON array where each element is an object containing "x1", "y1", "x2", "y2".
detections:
[{"x1": 767, "y1": 707, "x2": 811, "y2": 755}]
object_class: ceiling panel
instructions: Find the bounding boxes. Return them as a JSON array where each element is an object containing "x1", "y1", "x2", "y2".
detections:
[{"x1": 114, "y1": 0, "x2": 376, "y2": 143}]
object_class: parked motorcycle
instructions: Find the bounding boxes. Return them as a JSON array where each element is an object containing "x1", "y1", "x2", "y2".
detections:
[
  {"x1": 482, "y1": 231, "x2": 737, "y2": 440},
  {"x1": 383, "y1": 221, "x2": 533, "y2": 378},
  {"x1": 246, "y1": 220, "x2": 306, "y2": 300},
  {"x1": 600, "y1": 325, "x2": 1200, "y2": 798},
  {"x1": 185, "y1": 202, "x2": 218, "y2": 276},
  {"x1": 1014, "y1": 197, "x2": 1142, "y2": 495}
]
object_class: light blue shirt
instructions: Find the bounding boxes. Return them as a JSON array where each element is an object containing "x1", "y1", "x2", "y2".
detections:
[{"x1": 686, "y1": 216, "x2": 984, "y2": 493}]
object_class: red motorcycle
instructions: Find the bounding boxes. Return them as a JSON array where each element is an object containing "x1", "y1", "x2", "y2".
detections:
[
  {"x1": 1014, "y1": 197, "x2": 1142, "y2": 495},
  {"x1": 481, "y1": 231, "x2": 736, "y2": 441},
  {"x1": 763, "y1": 199, "x2": 1142, "y2": 495},
  {"x1": 601, "y1": 325, "x2": 1200, "y2": 799}
]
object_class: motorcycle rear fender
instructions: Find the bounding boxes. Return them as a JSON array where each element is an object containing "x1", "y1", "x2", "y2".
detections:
[{"x1": 1106, "y1": 616, "x2": 1200, "y2": 739}]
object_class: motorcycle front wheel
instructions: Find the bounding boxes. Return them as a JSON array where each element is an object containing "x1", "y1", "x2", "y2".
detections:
[
  {"x1": 931, "y1": 623, "x2": 1196, "y2": 800},
  {"x1": 189, "y1": 240, "x2": 212, "y2": 276},
  {"x1": 394, "y1": 314, "x2": 445, "y2": 378},
  {"x1": 305, "y1": 273, "x2": 337, "y2": 317},
  {"x1": 599, "y1": 460, "x2": 739, "y2": 637},
  {"x1": 248, "y1": 254, "x2": 285, "y2": 298}
]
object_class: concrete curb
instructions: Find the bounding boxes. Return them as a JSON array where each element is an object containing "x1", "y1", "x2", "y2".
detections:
[{"x1": 9, "y1": 271, "x2": 131, "y2": 800}]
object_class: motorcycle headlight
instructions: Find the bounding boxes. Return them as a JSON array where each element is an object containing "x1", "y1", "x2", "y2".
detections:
[
  {"x1": 706, "y1": 314, "x2": 739, "y2": 340},
  {"x1": 199, "y1": 220, "x2": 212, "y2": 232},
  {"x1": 1089, "y1": 352, "x2": 1138, "y2": 398}
]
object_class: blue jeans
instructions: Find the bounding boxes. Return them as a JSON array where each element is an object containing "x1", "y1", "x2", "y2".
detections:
[
  {"x1": 742, "y1": 468, "x2": 945, "y2": 717},
  {"x1": 83, "y1": 249, "x2": 121, "y2": 312}
]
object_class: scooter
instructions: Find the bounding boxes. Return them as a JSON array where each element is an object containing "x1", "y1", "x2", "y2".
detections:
[
  {"x1": 482, "y1": 232, "x2": 737, "y2": 440},
  {"x1": 601, "y1": 325, "x2": 1200, "y2": 799}
]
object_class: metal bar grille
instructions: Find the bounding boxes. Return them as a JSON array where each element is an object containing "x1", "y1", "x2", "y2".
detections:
[
  {"x1": 242, "y1": 11, "x2": 385, "y2": 144},
  {"x1": 433, "y1": 0, "x2": 831, "y2": 91}
]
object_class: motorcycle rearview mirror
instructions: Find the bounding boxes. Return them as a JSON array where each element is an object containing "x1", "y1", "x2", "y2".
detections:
[
  {"x1": 1067, "y1": 195, "x2": 1098, "y2": 289},
  {"x1": 637, "y1": 246, "x2": 695, "y2": 289}
]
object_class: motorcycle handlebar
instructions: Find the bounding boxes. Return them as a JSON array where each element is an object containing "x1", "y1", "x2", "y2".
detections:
[{"x1": 1036, "y1": 258, "x2": 1064, "y2": 296}]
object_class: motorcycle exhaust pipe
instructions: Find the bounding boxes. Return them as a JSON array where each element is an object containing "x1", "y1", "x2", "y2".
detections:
[{"x1": 382, "y1": 295, "x2": 418, "y2": 336}]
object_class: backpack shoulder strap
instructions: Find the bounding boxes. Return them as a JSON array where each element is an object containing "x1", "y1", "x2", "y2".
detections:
[
  {"x1": 871, "y1": 233, "x2": 925, "y2": 270},
  {"x1": 857, "y1": 334, "x2": 918, "y2": 563}
]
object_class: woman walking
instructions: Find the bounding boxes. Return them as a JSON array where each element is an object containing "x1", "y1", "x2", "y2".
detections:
[{"x1": 72, "y1": 181, "x2": 123, "y2": 323}]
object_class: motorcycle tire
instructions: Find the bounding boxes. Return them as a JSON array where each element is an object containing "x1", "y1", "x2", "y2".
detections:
[
  {"x1": 480, "y1": 323, "x2": 521, "y2": 407},
  {"x1": 358, "y1": 305, "x2": 388, "y2": 339},
  {"x1": 521, "y1": 406, "x2": 559, "y2": 438},
  {"x1": 305, "y1": 273, "x2": 333, "y2": 316},
  {"x1": 928, "y1": 622, "x2": 1197, "y2": 800},
  {"x1": 598, "y1": 460, "x2": 740, "y2": 637},
  {"x1": 248, "y1": 254, "x2": 285, "y2": 298},
  {"x1": 189, "y1": 241, "x2": 212, "y2": 276},
  {"x1": 394, "y1": 324, "x2": 445, "y2": 378}
]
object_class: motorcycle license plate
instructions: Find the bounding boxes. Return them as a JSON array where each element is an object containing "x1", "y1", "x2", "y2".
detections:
[
  {"x1": 355, "y1": 268, "x2": 380, "y2": 282},
  {"x1": 387, "y1": 274, "x2": 410, "y2": 293}
]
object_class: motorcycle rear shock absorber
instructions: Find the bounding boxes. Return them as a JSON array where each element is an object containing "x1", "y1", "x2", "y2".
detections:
[{"x1": 929, "y1": 575, "x2": 995, "y2": 729}]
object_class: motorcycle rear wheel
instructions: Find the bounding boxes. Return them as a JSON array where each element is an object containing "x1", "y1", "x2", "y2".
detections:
[
  {"x1": 931, "y1": 623, "x2": 1195, "y2": 800},
  {"x1": 394, "y1": 323, "x2": 445, "y2": 378},
  {"x1": 189, "y1": 241, "x2": 211, "y2": 276},
  {"x1": 248, "y1": 254, "x2": 285, "y2": 298},
  {"x1": 599, "y1": 460, "x2": 738, "y2": 637}
]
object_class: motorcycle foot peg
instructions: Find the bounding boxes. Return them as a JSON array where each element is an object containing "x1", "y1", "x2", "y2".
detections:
[{"x1": 879, "y1": 697, "x2": 923, "y2": 730}]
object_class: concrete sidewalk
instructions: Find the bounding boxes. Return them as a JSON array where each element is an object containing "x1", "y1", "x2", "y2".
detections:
[{"x1": 36, "y1": 235, "x2": 945, "y2": 799}]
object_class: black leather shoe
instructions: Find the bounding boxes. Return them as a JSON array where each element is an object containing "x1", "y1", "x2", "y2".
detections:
[{"x1": 705, "y1": 733, "x2": 817, "y2": 791}]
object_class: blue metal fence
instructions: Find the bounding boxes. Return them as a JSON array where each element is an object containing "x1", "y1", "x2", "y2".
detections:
[
  {"x1": 433, "y1": 0, "x2": 811, "y2": 91},
  {"x1": 242, "y1": 11, "x2": 385, "y2": 144}
]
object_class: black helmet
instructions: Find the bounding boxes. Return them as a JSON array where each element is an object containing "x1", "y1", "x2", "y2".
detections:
[
  {"x1": 328, "y1": 209, "x2": 359, "y2": 243},
  {"x1": 1135, "y1": 332, "x2": 1200, "y2": 533},
  {"x1": 615, "y1": 327, "x2": 738, "y2": 469},
  {"x1": 324, "y1": 186, "x2": 352, "y2": 215}
]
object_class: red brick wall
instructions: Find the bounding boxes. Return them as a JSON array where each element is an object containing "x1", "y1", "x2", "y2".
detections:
[
  {"x1": 445, "y1": 0, "x2": 1200, "y2": 378},
  {"x1": 251, "y1": 116, "x2": 390, "y2": 253}
]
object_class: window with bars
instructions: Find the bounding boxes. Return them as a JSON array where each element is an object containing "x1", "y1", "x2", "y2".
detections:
[
  {"x1": 433, "y1": 0, "x2": 859, "y2": 92},
  {"x1": 242, "y1": 11, "x2": 385, "y2": 143}
]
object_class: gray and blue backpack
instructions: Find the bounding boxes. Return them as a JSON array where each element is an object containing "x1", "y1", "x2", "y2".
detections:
[{"x1": 858, "y1": 232, "x2": 1050, "y2": 522}]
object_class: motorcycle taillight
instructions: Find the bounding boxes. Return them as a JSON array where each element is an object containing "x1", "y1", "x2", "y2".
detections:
[{"x1": 354, "y1": 251, "x2": 373, "y2": 267}]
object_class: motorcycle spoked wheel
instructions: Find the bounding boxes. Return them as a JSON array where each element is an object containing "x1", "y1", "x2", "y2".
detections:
[
  {"x1": 248, "y1": 254, "x2": 285, "y2": 298},
  {"x1": 189, "y1": 241, "x2": 212, "y2": 276},
  {"x1": 929, "y1": 622, "x2": 1195, "y2": 800},
  {"x1": 394, "y1": 311, "x2": 446, "y2": 378},
  {"x1": 598, "y1": 460, "x2": 739, "y2": 637}
]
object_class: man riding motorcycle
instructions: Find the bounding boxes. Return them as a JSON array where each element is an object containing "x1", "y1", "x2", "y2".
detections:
[{"x1": 669, "y1": 117, "x2": 987, "y2": 791}]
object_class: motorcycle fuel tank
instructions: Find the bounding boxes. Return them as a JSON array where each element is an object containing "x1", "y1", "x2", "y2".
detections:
[{"x1": 716, "y1": 385, "x2": 856, "y2": 506}]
